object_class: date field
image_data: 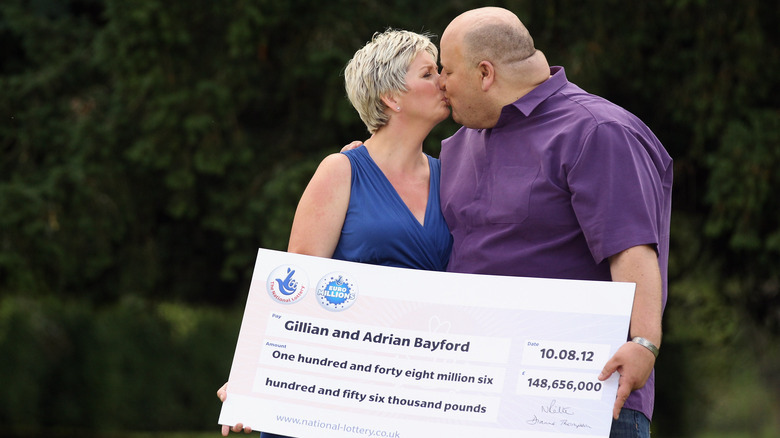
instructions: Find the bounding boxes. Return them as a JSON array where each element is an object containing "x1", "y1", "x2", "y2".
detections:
[{"x1": 521, "y1": 340, "x2": 612, "y2": 370}]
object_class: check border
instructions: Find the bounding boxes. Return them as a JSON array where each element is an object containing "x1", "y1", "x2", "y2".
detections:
[{"x1": 219, "y1": 248, "x2": 635, "y2": 438}]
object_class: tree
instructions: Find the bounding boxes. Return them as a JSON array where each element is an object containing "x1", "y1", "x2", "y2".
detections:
[{"x1": 1, "y1": 0, "x2": 779, "y2": 434}]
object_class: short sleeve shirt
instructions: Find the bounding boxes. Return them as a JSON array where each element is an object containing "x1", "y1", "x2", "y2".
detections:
[{"x1": 440, "y1": 67, "x2": 673, "y2": 419}]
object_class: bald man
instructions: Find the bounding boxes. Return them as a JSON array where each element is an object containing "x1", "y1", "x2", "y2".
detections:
[{"x1": 438, "y1": 7, "x2": 672, "y2": 438}]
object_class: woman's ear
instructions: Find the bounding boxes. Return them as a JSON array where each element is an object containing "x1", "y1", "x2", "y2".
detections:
[
  {"x1": 478, "y1": 60, "x2": 496, "y2": 91},
  {"x1": 380, "y1": 94, "x2": 401, "y2": 112}
]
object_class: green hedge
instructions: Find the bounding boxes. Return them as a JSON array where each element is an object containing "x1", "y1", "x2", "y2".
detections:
[
  {"x1": 0, "y1": 295, "x2": 240, "y2": 433},
  {"x1": 2, "y1": 290, "x2": 779, "y2": 436},
  {"x1": 2, "y1": 0, "x2": 779, "y2": 435}
]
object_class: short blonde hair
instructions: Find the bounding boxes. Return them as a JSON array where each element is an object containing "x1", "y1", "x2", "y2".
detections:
[{"x1": 344, "y1": 29, "x2": 438, "y2": 134}]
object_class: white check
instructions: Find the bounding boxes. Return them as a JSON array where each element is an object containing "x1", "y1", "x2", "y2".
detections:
[{"x1": 219, "y1": 249, "x2": 635, "y2": 438}]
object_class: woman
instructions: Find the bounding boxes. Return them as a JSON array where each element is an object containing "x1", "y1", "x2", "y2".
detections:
[{"x1": 218, "y1": 29, "x2": 452, "y2": 437}]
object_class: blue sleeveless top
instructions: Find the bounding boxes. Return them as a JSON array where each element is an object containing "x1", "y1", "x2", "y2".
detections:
[{"x1": 332, "y1": 146, "x2": 452, "y2": 271}]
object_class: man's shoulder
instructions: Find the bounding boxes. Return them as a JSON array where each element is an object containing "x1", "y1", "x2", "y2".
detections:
[{"x1": 546, "y1": 85, "x2": 648, "y2": 135}]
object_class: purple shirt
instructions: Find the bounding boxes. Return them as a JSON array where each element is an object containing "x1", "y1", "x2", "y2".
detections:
[{"x1": 440, "y1": 67, "x2": 672, "y2": 420}]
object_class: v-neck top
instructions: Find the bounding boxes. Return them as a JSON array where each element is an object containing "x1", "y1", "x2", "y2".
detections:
[{"x1": 332, "y1": 145, "x2": 452, "y2": 271}]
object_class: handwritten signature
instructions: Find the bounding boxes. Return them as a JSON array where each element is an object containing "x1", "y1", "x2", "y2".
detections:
[
  {"x1": 560, "y1": 419, "x2": 592, "y2": 429},
  {"x1": 527, "y1": 415, "x2": 556, "y2": 426},
  {"x1": 527, "y1": 400, "x2": 591, "y2": 430},
  {"x1": 527, "y1": 415, "x2": 592, "y2": 430},
  {"x1": 541, "y1": 399, "x2": 574, "y2": 415}
]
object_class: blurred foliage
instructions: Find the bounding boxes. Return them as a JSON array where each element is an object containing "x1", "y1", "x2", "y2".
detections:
[
  {"x1": 1, "y1": 0, "x2": 779, "y2": 436},
  {"x1": 0, "y1": 295, "x2": 240, "y2": 433}
]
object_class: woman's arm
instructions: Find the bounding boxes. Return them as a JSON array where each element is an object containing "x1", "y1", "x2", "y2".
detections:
[
  {"x1": 287, "y1": 153, "x2": 352, "y2": 257},
  {"x1": 216, "y1": 153, "x2": 351, "y2": 435}
]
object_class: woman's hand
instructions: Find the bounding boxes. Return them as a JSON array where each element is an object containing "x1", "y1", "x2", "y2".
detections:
[{"x1": 217, "y1": 383, "x2": 253, "y2": 436}]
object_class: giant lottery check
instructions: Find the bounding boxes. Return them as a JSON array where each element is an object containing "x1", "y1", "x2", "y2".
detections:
[{"x1": 219, "y1": 249, "x2": 635, "y2": 438}]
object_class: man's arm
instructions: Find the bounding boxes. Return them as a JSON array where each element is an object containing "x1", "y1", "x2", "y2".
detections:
[{"x1": 599, "y1": 244, "x2": 663, "y2": 419}]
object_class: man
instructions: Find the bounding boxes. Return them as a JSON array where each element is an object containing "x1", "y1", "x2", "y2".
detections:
[{"x1": 437, "y1": 7, "x2": 672, "y2": 438}]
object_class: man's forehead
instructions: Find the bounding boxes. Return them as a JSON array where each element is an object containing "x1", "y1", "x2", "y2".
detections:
[
  {"x1": 438, "y1": 41, "x2": 459, "y2": 67},
  {"x1": 438, "y1": 53, "x2": 449, "y2": 69}
]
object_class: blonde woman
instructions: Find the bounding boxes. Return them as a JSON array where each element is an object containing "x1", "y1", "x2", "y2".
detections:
[{"x1": 218, "y1": 29, "x2": 452, "y2": 437}]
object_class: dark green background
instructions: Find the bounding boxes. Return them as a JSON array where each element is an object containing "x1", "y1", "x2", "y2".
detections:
[{"x1": 2, "y1": 0, "x2": 778, "y2": 436}]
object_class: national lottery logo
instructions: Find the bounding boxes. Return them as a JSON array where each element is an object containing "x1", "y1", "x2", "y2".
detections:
[
  {"x1": 316, "y1": 272, "x2": 358, "y2": 312},
  {"x1": 266, "y1": 265, "x2": 309, "y2": 305}
]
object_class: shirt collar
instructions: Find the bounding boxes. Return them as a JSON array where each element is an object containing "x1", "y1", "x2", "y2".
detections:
[{"x1": 494, "y1": 66, "x2": 568, "y2": 128}]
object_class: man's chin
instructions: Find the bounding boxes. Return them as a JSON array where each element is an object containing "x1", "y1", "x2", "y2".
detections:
[{"x1": 450, "y1": 111, "x2": 465, "y2": 126}]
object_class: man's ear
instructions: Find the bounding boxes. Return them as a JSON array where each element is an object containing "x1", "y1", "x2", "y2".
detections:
[{"x1": 478, "y1": 60, "x2": 496, "y2": 91}]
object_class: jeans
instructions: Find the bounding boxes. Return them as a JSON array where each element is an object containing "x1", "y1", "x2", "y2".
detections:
[{"x1": 610, "y1": 408, "x2": 651, "y2": 438}]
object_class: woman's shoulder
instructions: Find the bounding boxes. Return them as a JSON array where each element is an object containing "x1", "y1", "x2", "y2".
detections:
[
  {"x1": 306, "y1": 152, "x2": 352, "y2": 190},
  {"x1": 319, "y1": 151, "x2": 352, "y2": 170}
]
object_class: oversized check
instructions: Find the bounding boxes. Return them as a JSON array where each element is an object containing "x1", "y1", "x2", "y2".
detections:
[{"x1": 219, "y1": 248, "x2": 635, "y2": 438}]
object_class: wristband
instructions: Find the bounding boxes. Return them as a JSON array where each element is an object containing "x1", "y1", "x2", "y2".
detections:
[{"x1": 631, "y1": 337, "x2": 659, "y2": 358}]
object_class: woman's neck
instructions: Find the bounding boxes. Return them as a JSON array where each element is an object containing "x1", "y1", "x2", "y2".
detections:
[{"x1": 363, "y1": 123, "x2": 429, "y2": 174}]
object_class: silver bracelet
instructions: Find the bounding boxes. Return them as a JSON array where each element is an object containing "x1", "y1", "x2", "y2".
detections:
[{"x1": 631, "y1": 337, "x2": 659, "y2": 358}]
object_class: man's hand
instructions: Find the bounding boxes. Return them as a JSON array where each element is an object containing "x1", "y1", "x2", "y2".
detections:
[
  {"x1": 341, "y1": 140, "x2": 364, "y2": 152},
  {"x1": 217, "y1": 383, "x2": 253, "y2": 436},
  {"x1": 604, "y1": 244, "x2": 662, "y2": 419},
  {"x1": 598, "y1": 341, "x2": 656, "y2": 419}
]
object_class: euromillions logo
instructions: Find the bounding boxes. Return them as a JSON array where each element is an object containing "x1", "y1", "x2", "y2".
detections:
[
  {"x1": 316, "y1": 272, "x2": 358, "y2": 312},
  {"x1": 266, "y1": 265, "x2": 308, "y2": 305}
]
